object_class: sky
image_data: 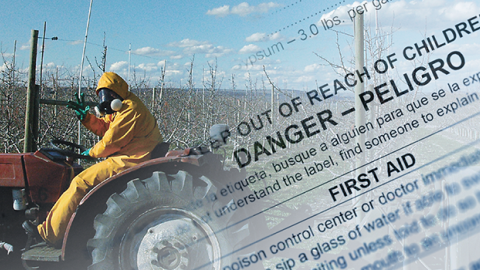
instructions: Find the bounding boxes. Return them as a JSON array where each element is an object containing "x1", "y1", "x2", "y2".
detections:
[{"x1": 1, "y1": 0, "x2": 480, "y2": 91}]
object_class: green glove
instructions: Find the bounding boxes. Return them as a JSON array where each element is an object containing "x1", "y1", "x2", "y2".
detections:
[
  {"x1": 67, "y1": 93, "x2": 90, "y2": 121},
  {"x1": 81, "y1": 148, "x2": 91, "y2": 157}
]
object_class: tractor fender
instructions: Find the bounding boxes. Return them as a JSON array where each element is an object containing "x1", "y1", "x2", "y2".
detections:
[{"x1": 60, "y1": 152, "x2": 219, "y2": 262}]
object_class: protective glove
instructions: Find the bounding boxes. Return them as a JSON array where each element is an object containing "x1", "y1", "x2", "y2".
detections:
[
  {"x1": 81, "y1": 148, "x2": 91, "y2": 157},
  {"x1": 67, "y1": 93, "x2": 90, "y2": 121},
  {"x1": 0, "y1": 242, "x2": 13, "y2": 255}
]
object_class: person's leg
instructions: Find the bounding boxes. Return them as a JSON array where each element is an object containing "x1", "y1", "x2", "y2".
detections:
[{"x1": 37, "y1": 159, "x2": 119, "y2": 246}]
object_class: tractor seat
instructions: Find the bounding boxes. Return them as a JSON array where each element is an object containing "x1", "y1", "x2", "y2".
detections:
[{"x1": 150, "y1": 142, "x2": 170, "y2": 159}]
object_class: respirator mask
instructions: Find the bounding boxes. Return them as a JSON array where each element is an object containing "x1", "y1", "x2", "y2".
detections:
[{"x1": 95, "y1": 88, "x2": 123, "y2": 117}]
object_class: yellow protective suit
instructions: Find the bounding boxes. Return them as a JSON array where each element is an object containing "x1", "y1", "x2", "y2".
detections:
[{"x1": 38, "y1": 72, "x2": 163, "y2": 246}]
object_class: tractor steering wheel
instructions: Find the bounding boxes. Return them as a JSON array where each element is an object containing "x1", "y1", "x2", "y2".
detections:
[{"x1": 49, "y1": 139, "x2": 95, "y2": 160}]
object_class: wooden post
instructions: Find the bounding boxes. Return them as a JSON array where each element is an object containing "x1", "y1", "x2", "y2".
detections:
[{"x1": 23, "y1": 30, "x2": 39, "y2": 153}]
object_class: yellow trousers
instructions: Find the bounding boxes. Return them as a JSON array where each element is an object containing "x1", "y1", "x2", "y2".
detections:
[{"x1": 37, "y1": 156, "x2": 146, "y2": 246}]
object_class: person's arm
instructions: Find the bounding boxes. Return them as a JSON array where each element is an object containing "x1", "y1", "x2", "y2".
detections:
[
  {"x1": 81, "y1": 113, "x2": 110, "y2": 137},
  {"x1": 67, "y1": 93, "x2": 110, "y2": 137},
  {"x1": 89, "y1": 105, "x2": 137, "y2": 158}
]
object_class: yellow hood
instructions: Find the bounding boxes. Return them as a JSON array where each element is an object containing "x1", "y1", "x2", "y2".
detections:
[{"x1": 96, "y1": 72, "x2": 129, "y2": 99}]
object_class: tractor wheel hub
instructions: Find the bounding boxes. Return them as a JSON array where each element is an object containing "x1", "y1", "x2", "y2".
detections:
[{"x1": 137, "y1": 218, "x2": 206, "y2": 270}]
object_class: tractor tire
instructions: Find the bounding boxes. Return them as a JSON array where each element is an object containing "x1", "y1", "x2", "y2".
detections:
[{"x1": 87, "y1": 170, "x2": 249, "y2": 270}]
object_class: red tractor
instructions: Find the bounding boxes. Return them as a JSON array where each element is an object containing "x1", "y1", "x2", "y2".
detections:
[{"x1": 0, "y1": 126, "x2": 250, "y2": 270}]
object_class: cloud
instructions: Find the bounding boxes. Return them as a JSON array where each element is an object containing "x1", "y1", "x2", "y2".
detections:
[
  {"x1": 107, "y1": 60, "x2": 185, "y2": 80},
  {"x1": 231, "y1": 64, "x2": 242, "y2": 71},
  {"x1": 206, "y1": 46, "x2": 234, "y2": 58},
  {"x1": 165, "y1": 69, "x2": 182, "y2": 75},
  {"x1": 245, "y1": 64, "x2": 266, "y2": 71},
  {"x1": 320, "y1": 0, "x2": 480, "y2": 30},
  {"x1": 69, "y1": 40, "x2": 83, "y2": 45},
  {"x1": 441, "y1": 1, "x2": 480, "y2": 21},
  {"x1": 231, "y1": 2, "x2": 255, "y2": 16},
  {"x1": 246, "y1": 33, "x2": 269, "y2": 42},
  {"x1": 206, "y1": 5, "x2": 230, "y2": 17},
  {"x1": 183, "y1": 44, "x2": 212, "y2": 54},
  {"x1": 136, "y1": 63, "x2": 158, "y2": 72},
  {"x1": 1, "y1": 53, "x2": 14, "y2": 59},
  {"x1": 170, "y1": 40, "x2": 233, "y2": 58},
  {"x1": 270, "y1": 33, "x2": 283, "y2": 41},
  {"x1": 464, "y1": 58, "x2": 480, "y2": 72},
  {"x1": 453, "y1": 43, "x2": 480, "y2": 56},
  {"x1": 109, "y1": 61, "x2": 128, "y2": 71},
  {"x1": 295, "y1": 76, "x2": 315, "y2": 83},
  {"x1": 304, "y1": 63, "x2": 322, "y2": 73},
  {"x1": 132, "y1": 47, "x2": 174, "y2": 57},
  {"x1": 232, "y1": 2, "x2": 281, "y2": 16},
  {"x1": 239, "y1": 44, "x2": 262, "y2": 54},
  {"x1": 42, "y1": 62, "x2": 61, "y2": 73},
  {"x1": 167, "y1": 39, "x2": 209, "y2": 48},
  {"x1": 207, "y1": 2, "x2": 281, "y2": 17},
  {"x1": 163, "y1": 62, "x2": 183, "y2": 76},
  {"x1": 245, "y1": 32, "x2": 283, "y2": 42}
]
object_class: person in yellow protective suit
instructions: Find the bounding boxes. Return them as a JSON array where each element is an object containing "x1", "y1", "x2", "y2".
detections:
[{"x1": 23, "y1": 72, "x2": 163, "y2": 247}]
